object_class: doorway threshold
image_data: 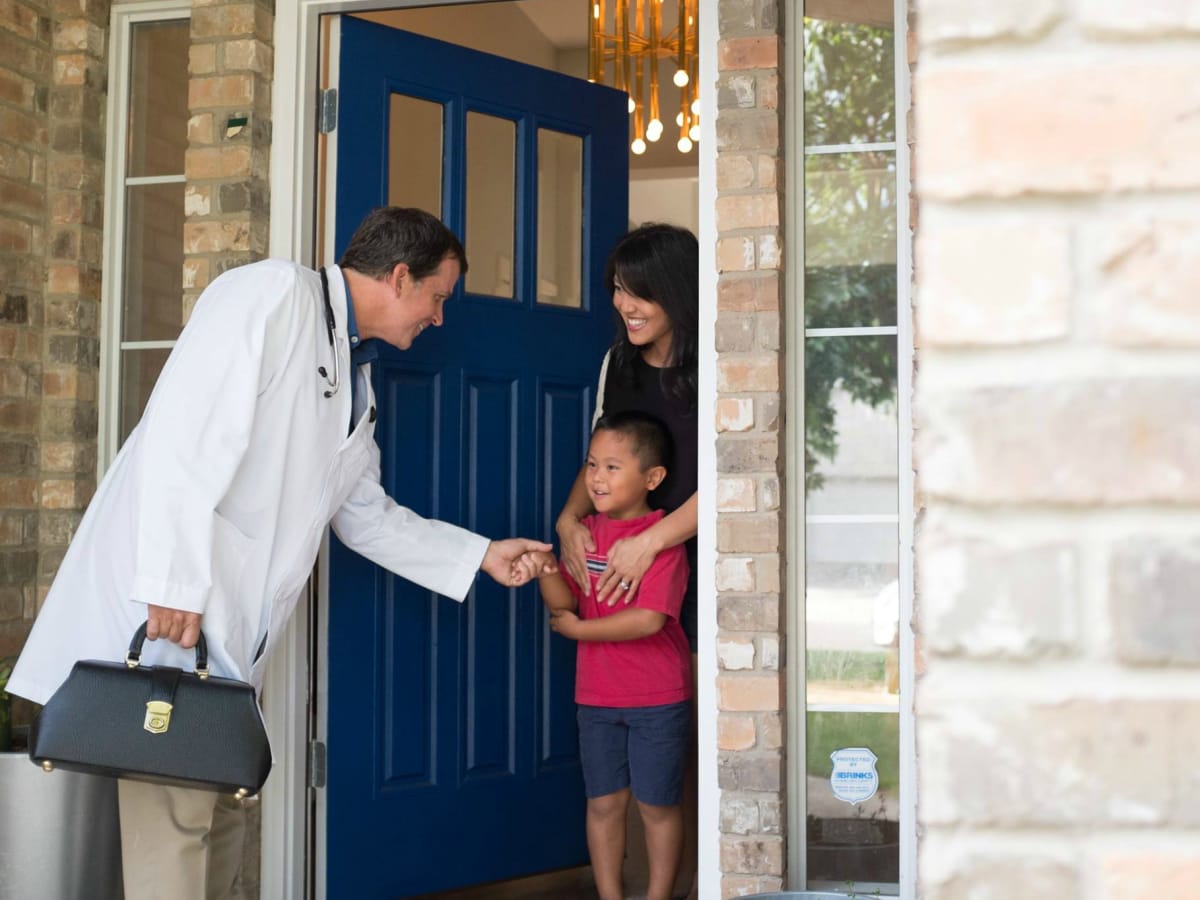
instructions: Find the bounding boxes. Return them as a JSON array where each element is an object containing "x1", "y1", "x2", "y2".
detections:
[{"x1": 410, "y1": 865, "x2": 596, "y2": 900}]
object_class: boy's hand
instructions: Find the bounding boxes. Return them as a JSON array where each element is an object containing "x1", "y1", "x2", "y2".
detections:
[
  {"x1": 514, "y1": 550, "x2": 558, "y2": 583},
  {"x1": 548, "y1": 609, "x2": 581, "y2": 639}
]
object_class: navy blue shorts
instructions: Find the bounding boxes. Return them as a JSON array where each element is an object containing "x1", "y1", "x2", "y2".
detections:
[{"x1": 577, "y1": 702, "x2": 691, "y2": 807}]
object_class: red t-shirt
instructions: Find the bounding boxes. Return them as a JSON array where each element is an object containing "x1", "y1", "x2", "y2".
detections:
[{"x1": 561, "y1": 510, "x2": 692, "y2": 708}]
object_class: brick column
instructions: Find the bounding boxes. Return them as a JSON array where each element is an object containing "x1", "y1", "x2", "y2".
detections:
[
  {"x1": 914, "y1": 0, "x2": 1200, "y2": 895},
  {"x1": 183, "y1": 0, "x2": 273, "y2": 306},
  {"x1": 40, "y1": 0, "x2": 107, "y2": 613},
  {"x1": 712, "y1": 1, "x2": 786, "y2": 895},
  {"x1": 0, "y1": 0, "x2": 49, "y2": 665}
]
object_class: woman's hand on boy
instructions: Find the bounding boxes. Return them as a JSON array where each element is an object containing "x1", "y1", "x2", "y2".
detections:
[
  {"x1": 555, "y1": 515, "x2": 596, "y2": 594},
  {"x1": 596, "y1": 531, "x2": 660, "y2": 606}
]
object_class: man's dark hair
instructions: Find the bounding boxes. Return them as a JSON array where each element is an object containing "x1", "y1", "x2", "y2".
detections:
[
  {"x1": 339, "y1": 207, "x2": 468, "y2": 280},
  {"x1": 593, "y1": 410, "x2": 673, "y2": 473}
]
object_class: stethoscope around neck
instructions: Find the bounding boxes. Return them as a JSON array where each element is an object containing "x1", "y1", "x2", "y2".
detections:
[{"x1": 318, "y1": 266, "x2": 340, "y2": 398}]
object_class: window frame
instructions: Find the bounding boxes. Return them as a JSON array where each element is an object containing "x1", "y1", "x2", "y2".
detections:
[
  {"x1": 785, "y1": 0, "x2": 916, "y2": 895},
  {"x1": 98, "y1": 0, "x2": 191, "y2": 475}
]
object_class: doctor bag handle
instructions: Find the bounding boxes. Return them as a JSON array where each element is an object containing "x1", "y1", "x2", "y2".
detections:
[{"x1": 125, "y1": 622, "x2": 210, "y2": 679}]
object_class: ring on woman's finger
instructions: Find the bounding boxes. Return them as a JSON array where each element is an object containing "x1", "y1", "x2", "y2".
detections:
[{"x1": 619, "y1": 580, "x2": 631, "y2": 590}]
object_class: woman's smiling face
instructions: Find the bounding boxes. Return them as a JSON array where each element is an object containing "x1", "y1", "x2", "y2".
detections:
[{"x1": 613, "y1": 279, "x2": 673, "y2": 365}]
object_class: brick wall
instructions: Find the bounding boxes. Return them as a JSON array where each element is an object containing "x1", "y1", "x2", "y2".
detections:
[
  {"x1": 183, "y1": 0, "x2": 273, "y2": 308},
  {"x1": 914, "y1": 1, "x2": 1200, "y2": 895},
  {"x1": 0, "y1": 0, "x2": 107, "y2": 716},
  {"x1": 713, "y1": 1, "x2": 786, "y2": 896}
]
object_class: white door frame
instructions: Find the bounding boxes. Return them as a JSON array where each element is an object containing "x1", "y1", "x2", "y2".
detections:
[{"x1": 263, "y1": 3, "x2": 720, "y2": 898}]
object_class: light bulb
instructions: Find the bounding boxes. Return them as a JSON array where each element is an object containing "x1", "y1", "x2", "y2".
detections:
[
  {"x1": 632, "y1": 138, "x2": 647, "y2": 155},
  {"x1": 677, "y1": 136, "x2": 693, "y2": 153},
  {"x1": 628, "y1": 96, "x2": 636, "y2": 114},
  {"x1": 646, "y1": 119, "x2": 663, "y2": 142},
  {"x1": 673, "y1": 69, "x2": 689, "y2": 87},
  {"x1": 676, "y1": 112, "x2": 684, "y2": 127},
  {"x1": 689, "y1": 124, "x2": 700, "y2": 142},
  {"x1": 691, "y1": 98, "x2": 701, "y2": 115}
]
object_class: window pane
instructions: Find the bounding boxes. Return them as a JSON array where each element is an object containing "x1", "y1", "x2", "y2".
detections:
[
  {"x1": 119, "y1": 348, "x2": 170, "y2": 444},
  {"x1": 388, "y1": 94, "x2": 443, "y2": 217},
  {"x1": 803, "y1": 5, "x2": 895, "y2": 147},
  {"x1": 806, "y1": 522, "x2": 898, "y2": 704},
  {"x1": 805, "y1": 151, "x2": 896, "y2": 328},
  {"x1": 806, "y1": 711, "x2": 899, "y2": 887},
  {"x1": 127, "y1": 20, "x2": 189, "y2": 177},
  {"x1": 805, "y1": 335, "x2": 897, "y2": 505},
  {"x1": 536, "y1": 129, "x2": 583, "y2": 308},
  {"x1": 122, "y1": 182, "x2": 185, "y2": 341},
  {"x1": 464, "y1": 111, "x2": 516, "y2": 300}
]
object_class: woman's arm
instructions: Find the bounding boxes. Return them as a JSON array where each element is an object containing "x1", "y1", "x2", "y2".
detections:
[
  {"x1": 595, "y1": 491, "x2": 698, "y2": 605},
  {"x1": 554, "y1": 466, "x2": 597, "y2": 593}
]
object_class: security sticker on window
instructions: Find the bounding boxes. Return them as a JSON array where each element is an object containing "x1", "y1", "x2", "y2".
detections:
[{"x1": 830, "y1": 747, "x2": 879, "y2": 805}]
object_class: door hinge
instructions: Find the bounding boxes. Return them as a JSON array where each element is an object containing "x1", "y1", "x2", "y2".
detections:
[
  {"x1": 319, "y1": 88, "x2": 338, "y2": 135},
  {"x1": 308, "y1": 739, "x2": 327, "y2": 789}
]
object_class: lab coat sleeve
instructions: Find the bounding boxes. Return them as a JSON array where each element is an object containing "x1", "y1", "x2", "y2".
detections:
[
  {"x1": 330, "y1": 441, "x2": 489, "y2": 602},
  {"x1": 130, "y1": 264, "x2": 294, "y2": 614}
]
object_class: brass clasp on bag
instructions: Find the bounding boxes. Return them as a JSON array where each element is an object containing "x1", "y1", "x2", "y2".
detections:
[{"x1": 144, "y1": 700, "x2": 172, "y2": 734}]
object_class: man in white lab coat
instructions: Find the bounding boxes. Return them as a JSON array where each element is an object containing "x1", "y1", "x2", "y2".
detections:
[{"x1": 8, "y1": 207, "x2": 553, "y2": 900}]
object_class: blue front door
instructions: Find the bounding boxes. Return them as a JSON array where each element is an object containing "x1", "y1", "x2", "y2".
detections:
[{"x1": 325, "y1": 17, "x2": 628, "y2": 898}]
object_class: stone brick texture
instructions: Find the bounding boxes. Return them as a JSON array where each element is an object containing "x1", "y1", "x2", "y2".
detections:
[
  {"x1": 0, "y1": 0, "x2": 107, "y2": 706},
  {"x1": 714, "y1": 0, "x2": 785, "y2": 893},
  {"x1": 914, "y1": 0, "x2": 1200, "y2": 895}
]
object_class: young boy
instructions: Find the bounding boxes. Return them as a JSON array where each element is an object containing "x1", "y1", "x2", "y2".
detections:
[{"x1": 525, "y1": 410, "x2": 691, "y2": 900}]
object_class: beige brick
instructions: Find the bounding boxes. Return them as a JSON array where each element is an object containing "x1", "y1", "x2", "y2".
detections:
[
  {"x1": 918, "y1": 524, "x2": 1078, "y2": 659},
  {"x1": 718, "y1": 274, "x2": 779, "y2": 312},
  {"x1": 918, "y1": 218, "x2": 1072, "y2": 345},
  {"x1": 221, "y1": 39, "x2": 272, "y2": 74},
  {"x1": 715, "y1": 193, "x2": 778, "y2": 231},
  {"x1": 718, "y1": 37, "x2": 779, "y2": 71},
  {"x1": 41, "y1": 441, "x2": 87, "y2": 472},
  {"x1": 718, "y1": 674, "x2": 780, "y2": 712},
  {"x1": 182, "y1": 258, "x2": 210, "y2": 291},
  {"x1": 717, "y1": 594, "x2": 779, "y2": 631},
  {"x1": 719, "y1": 835, "x2": 784, "y2": 876},
  {"x1": 40, "y1": 479, "x2": 89, "y2": 510},
  {"x1": 719, "y1": 797, "x2": 760, "y2": 835},
  {"x1": 918, "y1": 61, "x2": 1200, "y2": 198},
  {"x1": 755, "y1": 154, "x2": 777, "y2": 189},
  {"x1": 721, "y1": 876, "x2": 783, "y2": 899},
  {"x1": 756, "y1": 232, "x2": 780, "y2": 268},
  {"x1": 717, "y1": 636, "x2": 755, "y2": 669},
  {"x1": 189, "y1": 44, "x2": 216, "y2": 76},
  {"x1": 755, "y1": 558, "x2": 780, "y2": 594},
  {"x1": 188, "y1": 112, "x2": 215, "y2": 145},
  {"x1": 715, "y1": 398, "x2": 753, "y2": 434},
  {"x1": 1080, "y1": 0, "x2": 1200, "y2": 36},
  {"x1": 918, "y1": 0, "x2": 1063, "y2": 47},
  {"x1": 717, "y1": 477, "x2": 756, "y2": 512},
  {"x1": 717, "y1": 714, "x2": 756, "y2": 750},
  {"x1": 916, "y1": 379, "x2": 1200, "y2": 504},
  {"x1": 53, "y1": 54, "x2": 88, "y2": 87},
  {"x1": 185, "y1": 185, "x2": 212, "y2": 217},
  {"x1": 1099, "y1": 852, "x2": 1200, "y2": 900},
  {"x1": 718, "y1": 516, "x2": 779, "y2": 553},
  {"x1": 1082, "y1": 217, "x2": 1200, "y2": 346},
  {"x1": 53, "y1": 20, "x2": 104, "y2": 54},
  {"x1": 184, "y1": 220, "x2": 251, "y2": 254},
  {"x1": 717, "y1": 154, "x2": 755, "y2": 190},
  {"x1": 716, "y1": 113, "x2": 779, "y2": 153},
  {"x1": 715, "y1": 558, "x2": 754, "y2": 593},
  {"x1": 919, "y1": 842, "x2": 1080, "y2": 900},
  {"x1": 1110, "y1": 538, "x2": 1200, "y2": 665},
  {"x1": 759, "y1": 712, "x2": 781, "y2": 749},
  {"x1": 920, "y1": 700, "x2": 1184, "y2": 826},
  {"x1": 191, "y1": 4, "x2": 273, "y2": 41},
  {"x1": 716, "y1": 435, "x2": 778, "y2": 473},
  {"x1": 715, "y1": 315, "x2": 755, "y2": 353},
  {"x1": 189, "y1": 74, "x2": 255, "y2": 108},
  {"x1": 717, "y1": 356, "x2": 778, "y2": 392},
  {"x1": 186, "y1": 145, "x2": 252, "y2": 179},
  {"x1": 717, "y1": 236, "x2": 755, "y2": 272}
]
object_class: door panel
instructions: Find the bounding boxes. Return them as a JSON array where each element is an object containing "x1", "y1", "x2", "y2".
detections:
[{"x1": 326, "y1": 17, "x2": 628, "y2": 898}]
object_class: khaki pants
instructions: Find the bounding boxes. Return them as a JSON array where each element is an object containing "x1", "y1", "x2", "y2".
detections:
[{"x1": 118, "y1": 781, "x2": 247, "y2": 900}]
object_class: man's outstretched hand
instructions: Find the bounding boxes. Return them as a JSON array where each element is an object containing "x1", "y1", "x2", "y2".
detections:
[
  {"x1": 146, "y1": 604, "x2": 203, "y2": 649},
  {"x1": 481, "y1": 538, "x2": 555, "y2": 587}
]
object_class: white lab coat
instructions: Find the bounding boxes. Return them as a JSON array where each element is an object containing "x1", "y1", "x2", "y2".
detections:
[{"x1": 9, "y1": 261, "x2": 489, "y2": 705}]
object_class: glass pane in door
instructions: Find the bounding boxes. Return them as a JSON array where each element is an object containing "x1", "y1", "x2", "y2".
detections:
[
  {"x1": 122, "y1": 182, "x2": 186, "y2": 341},
  {"x1": 388, "y1": 94, "x2": 443, "y2": 217},
  {"x1": 127, "y1": 20, "x2": 189, "y2": 177},
  {"x1": 536, "y1": 129, "x2": 583, "y2": 308},
  {"x1": 464, "y1": 111, "x2": 516, "y2": 299},
  {"x1": 119, "y1": 348, "x2": 171, "y2": 444}
]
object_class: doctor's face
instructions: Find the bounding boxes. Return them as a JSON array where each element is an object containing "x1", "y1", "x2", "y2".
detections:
[{"x1": 385, "y1": 256, "x2": 461, "y2": 350}]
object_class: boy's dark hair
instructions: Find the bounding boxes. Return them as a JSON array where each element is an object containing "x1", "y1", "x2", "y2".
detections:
[
  {"x1": 593, "y1": 410, "x2": 673, "y2": 473},
  {"x1": 339, "y1": 206, "x2": 468, "y2": 280}
]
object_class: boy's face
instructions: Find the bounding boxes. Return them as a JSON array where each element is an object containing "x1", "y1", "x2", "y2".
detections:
[{"x1": 585, "y1": 430, "x2": 665, "y2": 520}]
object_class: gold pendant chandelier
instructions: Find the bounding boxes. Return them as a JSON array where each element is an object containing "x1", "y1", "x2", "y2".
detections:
[{"x1": 588, "y1": 0, "x2": 700, "y2": 155}]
